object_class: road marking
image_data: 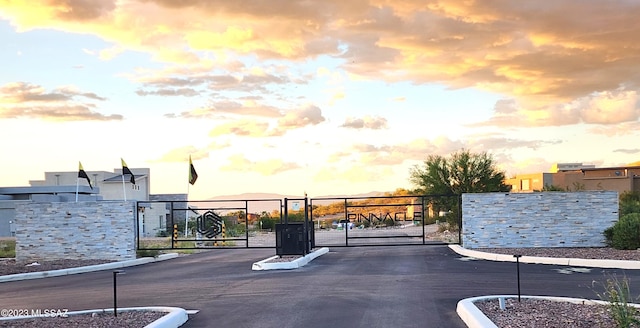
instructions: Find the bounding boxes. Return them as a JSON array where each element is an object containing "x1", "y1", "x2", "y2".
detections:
[
  {"x1": 554, "y1": 267, "x2": 592, "y2": 274},
  {"x1": 457, "y1": 257, "x2": 478, "y2": 261}
]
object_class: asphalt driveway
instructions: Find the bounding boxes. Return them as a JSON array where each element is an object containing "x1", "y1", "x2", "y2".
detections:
[{"x1": 1, "y1": 246, "x2": 639, "y2": 327}]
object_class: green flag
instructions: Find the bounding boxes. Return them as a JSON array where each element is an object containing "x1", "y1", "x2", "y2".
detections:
[
  {"x1": 189, "y1": 155, "x2": 198, "y2": 185},
  {"x1": 121, "y1": 158, "x2": 135, "y2": 184},
  {"x1": 78, "y1": 161, "x2": 93, "y2": 189}
]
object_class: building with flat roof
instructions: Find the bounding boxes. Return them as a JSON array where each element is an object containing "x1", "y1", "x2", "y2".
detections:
[
  {"x1": 0, "y1": 168, "x2": 185, "y2": 237},
  {"x1": 506, "y1": 162, "x2": 640, "y2": 195}
]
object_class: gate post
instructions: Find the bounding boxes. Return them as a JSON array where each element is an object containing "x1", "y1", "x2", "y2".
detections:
[
  {"x1": 421, "y1": 196, "x2": 426, "y2": 245},
  {"x1": 343, "y1": 198, "x2": 349, "y2": 247}
]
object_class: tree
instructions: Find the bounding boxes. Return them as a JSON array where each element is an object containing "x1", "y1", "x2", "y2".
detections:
[{"x1": 409, "y1": 149, "x2": 510, "y2": 195}]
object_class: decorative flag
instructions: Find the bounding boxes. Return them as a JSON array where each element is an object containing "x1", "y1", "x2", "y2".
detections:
[
  {"x1": 121, "y1": 158, "x2": 136, "y2": 184},
  {"x1": 78, "y1": 161, "x2": 93, "y2": 189},
  {"x1": 189, "y1": 155, "x2": 198, "y2": 185}
]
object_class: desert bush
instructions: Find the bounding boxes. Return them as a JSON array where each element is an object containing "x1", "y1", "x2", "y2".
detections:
[
  {"x1": 226, "y1": 223, "x2": 246, "y2": 237},
  {"x1": 604, "y1": 226, "x2": 615, "y2": 247},
  {"x1": 621, "y1": 191, "x2": 640, "y2": 216},
  {"x1": 136, "y1": 249, "x2": 160, "y2": 258},
  {"x1": 608, "y1": 213, "x2": 640, "y2": 250},
  {"x1": 437, "y1": 222, "x2": 452, "y2": 233},
  {"x1": 593, "y1": 273, "x2": 640, "y2": 328},
  {"x1": 259, "y1": 217, "x2": 278, "y2": 230}
]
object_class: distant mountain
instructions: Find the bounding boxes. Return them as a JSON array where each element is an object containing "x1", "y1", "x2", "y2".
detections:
[
  {"x1": 208, "y1": 191, "x2": 386, "y2": 200},
  {"x1": 314, "y1": 191, "x2": 386, "y2": 199},
  {"x1": 208, "y1": 192, "x2": 304, "y2": 200},
  {"x1": 203, "y1": 191, "x2": 391, "y2": 214}
]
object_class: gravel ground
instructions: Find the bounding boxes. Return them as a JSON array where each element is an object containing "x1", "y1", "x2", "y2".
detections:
[
  {"x1": 0, "y1": 259, "x2": 169, "y2": 327},
  {"x1": 0, "y1": 311, "x2": 165, "y2": 328},
  {"x1": 475, "y1": 298, "x2": 622, "y2": 328},
  {"x1": 476, "y1": 247, "x2": 640, "y2": 261},
  {"x1": 0, "y1": 259, "x2": 114, "y2": 276},
  {"x1": 471, "y1": 247, "x2": 640, "y2": 327}
]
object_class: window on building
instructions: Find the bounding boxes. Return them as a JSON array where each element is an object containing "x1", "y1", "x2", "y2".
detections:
[
  {"x1": 159, "y1": 215, "x2": 165, "y2": 229},
  {"x1": 521, "y1": 179, "x2": 531, "y2": 191}
]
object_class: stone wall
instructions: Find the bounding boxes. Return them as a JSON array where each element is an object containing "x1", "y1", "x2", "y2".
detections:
[
  {"x1": 14, "y1": 201, "x2": 136, "y2": 261},
  {"x1": 462, "y1": 191, "x2": 618, "y2": 249}
]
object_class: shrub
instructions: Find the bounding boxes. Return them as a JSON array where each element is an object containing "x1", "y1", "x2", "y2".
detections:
[
  {"x1": 593, "y1": 273, "x2": 640, "y2": 328},
  {"x1": 620, "y1": 191, "x2": 640, "y2": 216},
  {"x1": 610, "y1": 213, "x2": 640, "y2": 250},
  {"x1": 136, "y1": 249, "x2": 160, "y2": 258},
  {"x1": 259, "y1": 217, "x2": 278, "y2": 230},
  {"x1": 226, "y1": 223, "x2": 246, "y2": 237},
  {"x1": 604, "y1": 226, "x2": 615, "y2": 247}
]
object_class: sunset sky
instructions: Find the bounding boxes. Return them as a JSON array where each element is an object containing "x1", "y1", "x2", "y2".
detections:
[{"x1": 1, "y1": 1, "x2": 639, "y2": 199}]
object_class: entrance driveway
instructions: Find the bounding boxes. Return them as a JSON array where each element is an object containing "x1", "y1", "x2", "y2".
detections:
[{"x1": 1, "y1": 246, "x2": 638, "y2": 327}]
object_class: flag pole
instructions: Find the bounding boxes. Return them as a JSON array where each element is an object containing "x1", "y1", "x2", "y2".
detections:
[
  {"x1": 122, "y1": 174, "x2": 127, "y2": 201},
  {"x1": 184, "y1": 181, "x2": 190, "y2": 238},
  {"x1": 185, "y1": 155, "x2": 198, "y2": 239}
]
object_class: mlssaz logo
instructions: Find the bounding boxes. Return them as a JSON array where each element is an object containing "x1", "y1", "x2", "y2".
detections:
[{"x1": 196, "y1": 211, "x2": 224, "y2": 239}]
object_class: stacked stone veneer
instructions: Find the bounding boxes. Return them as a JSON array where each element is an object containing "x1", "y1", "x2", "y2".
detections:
[
  {"x1": 14, "y1": 201, "x2": 136, "y2": 261},
  {"x1": 462, "y1": 191, "x2": 618, "y2": 249}
]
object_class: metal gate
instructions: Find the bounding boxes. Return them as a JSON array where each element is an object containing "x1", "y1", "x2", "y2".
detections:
[
  {"x1": 136, "y1": 198, "x2": 285, "y2": 251},
  {"x1": 309, "y1": 195, "x2": 461, "y2": 247},
  {"x1": 135, "y1": 195, "x2": 461, "y2": 251}
]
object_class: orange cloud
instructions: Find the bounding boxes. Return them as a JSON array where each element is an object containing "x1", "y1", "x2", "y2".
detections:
[
  {"x1": 208, "y1": 119, "x2": 271, "y2": 137},
  {"x1": 0, "y1": 82, "x2": 120, "y2": 121},
  {"x1": 475, "y1": 90, "x2": 640, "y2": 128},
  {"x1": 341, "y1": 115, "x2": 388, "y2": 130},
  {"x1": 220, "y1": 154, "x2": 300, "y2": 175},
  {"x1": 3, "y1": 0, "x2": 640, "y2": 122}
]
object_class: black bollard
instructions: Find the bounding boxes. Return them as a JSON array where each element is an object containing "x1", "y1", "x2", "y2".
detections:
[
  {"x1": 513, "y1": 255, "x2": 522, "y2": 302},
  {"x1": 113, "y1": 270, "x2": 125, "y2": 317}
]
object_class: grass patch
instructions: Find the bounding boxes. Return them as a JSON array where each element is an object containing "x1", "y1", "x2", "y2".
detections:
[{"x1": 0, "y1": 240, "x2": 15, "y2": 258}]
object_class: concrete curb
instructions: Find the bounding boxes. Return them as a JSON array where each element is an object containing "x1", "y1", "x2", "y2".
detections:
[
  {"x1": 457, "y1": 295, "x2": 640, "y2": 328},
  {"x1": 251, "y1": 247, "x2": 329, "y2": 270},
  {"x1": 0, "y1": 253, "x2": 180, "y2": 283},
  {"x1": 448, "y1": 245, "x2": 640, "y2": 269},
  {"x1": 0, "y1": 306, "x2": 188, "y2": 328}
]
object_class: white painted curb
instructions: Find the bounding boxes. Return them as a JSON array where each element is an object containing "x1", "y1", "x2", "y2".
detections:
[
  {"x1": 252, "y1": 247, "x2": 329, "y2": 270},
  {"x1": 457, "y1": 295, "x2": 640, "y2": 328},
  {"x1": 0, "y1": 306, "x2": 189, "y2": 328},
  {"x1": 448, "y1": 245, "x2": 640, "y2": 269},
  {"x1": 0, "y1": 253, "x2": 180, "y2": 283}
]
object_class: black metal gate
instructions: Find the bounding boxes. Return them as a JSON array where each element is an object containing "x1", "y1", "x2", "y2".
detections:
[
  {"x1": 136, "y1": 198, "x2": 285, "y2": 251},
  {"x1": 309, "y1": 195, "x2": 461, "y2": 247},
  {"x1": 135, "y1": 195, "x2": 461, "y2": 251}
]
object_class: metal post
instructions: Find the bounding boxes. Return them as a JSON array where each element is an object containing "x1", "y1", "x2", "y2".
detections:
[
  {"x1": 304, "y1": 197, "x2": 309, "y2": 254},
  {"x1": 284, "y1": 198, "x2": 288, "y2": 224},
  {"x1": 421, "y1": 196, "x2": 426, "y2": 245},
  {"x1": 514, "y1": 255, "x2": 522, "y2": 302},
  {"x1": 245, "y1": 200, "x2": 249, "y2": 248},
  {"x1": 113, "y1": 270, "x2": 125, "y2": 317},
  {"x1": 457, "y1": 195, "x2": 462, "y2": 244},
  {"x1": 344, "y1": 198, "x2": 349, "y2": 247}
]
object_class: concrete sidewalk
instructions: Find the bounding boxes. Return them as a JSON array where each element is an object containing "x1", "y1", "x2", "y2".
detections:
[
  {"x1": 449, "y1": 245, "x2": 640, "y2": 269},
  {"x1": 0, "y1": 253, "x2": 181, "y2": 283}
]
